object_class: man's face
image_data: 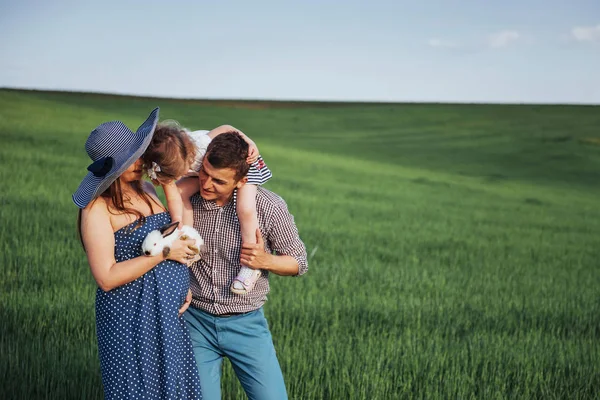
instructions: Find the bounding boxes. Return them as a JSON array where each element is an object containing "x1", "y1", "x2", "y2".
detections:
[{"x1": 198, "y1": 157, "x2": 247, "y2": 206}]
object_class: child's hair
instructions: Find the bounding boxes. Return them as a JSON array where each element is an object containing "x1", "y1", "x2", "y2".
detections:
[
  {"x1": 206, "y1": 131, "x2": 250, "y2": 181},
  {"x1": 142, "y1": 120, "x2": 197, "y2": 184}
]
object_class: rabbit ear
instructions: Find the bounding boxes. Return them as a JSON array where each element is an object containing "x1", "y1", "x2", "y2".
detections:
[{"x1": 159, "y1": 221, "x2": 179, "y2": 237}]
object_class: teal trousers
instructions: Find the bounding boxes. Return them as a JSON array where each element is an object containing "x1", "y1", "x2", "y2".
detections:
[{"x1": 183, "y1": 306, "x2": 288, "y2": 400}]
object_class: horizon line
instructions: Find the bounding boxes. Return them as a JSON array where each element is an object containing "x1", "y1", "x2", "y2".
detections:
[{"x1": 1, "y1": 86, "x2": 599, "y2": 108}]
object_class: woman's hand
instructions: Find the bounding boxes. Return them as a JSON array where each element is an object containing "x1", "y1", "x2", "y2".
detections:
[
  {"x1": 178, "y1": 289, "x2": 192, "y2": 317},
  {"x1": 166, "y1": 238, "x2": 197, "y2": 265}
]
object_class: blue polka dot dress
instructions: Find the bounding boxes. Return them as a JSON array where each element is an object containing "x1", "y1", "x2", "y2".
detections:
[{"x1": 95, "y1": 212, "x2": 202, "y2": 399}]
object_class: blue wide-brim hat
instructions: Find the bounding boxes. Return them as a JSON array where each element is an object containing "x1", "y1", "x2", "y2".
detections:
[{"x1": 72, "y1": 107, "x2": 160, "y2": 209}]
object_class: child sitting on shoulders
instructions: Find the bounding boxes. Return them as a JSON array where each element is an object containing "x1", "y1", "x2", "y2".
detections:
[{"x1": 142, "y1": 121, "x2": 272, "y2": 295}]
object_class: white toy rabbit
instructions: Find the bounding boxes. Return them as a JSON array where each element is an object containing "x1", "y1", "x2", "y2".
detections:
[{"x1": 142, "y1": 221, "x2": 204, "y2": 263}]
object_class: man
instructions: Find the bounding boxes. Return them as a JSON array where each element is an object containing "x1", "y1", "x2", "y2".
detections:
[{"x1": 182, "y1": 131, "x2": 308, "y2": 400}]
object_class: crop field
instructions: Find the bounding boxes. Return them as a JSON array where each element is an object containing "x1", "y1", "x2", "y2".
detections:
[{"x1": 1, "y1": 88, "x2": 599, "y2": 399}]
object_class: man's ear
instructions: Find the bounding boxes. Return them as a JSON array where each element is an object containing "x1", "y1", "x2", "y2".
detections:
[{"x1": 235, "y1": 176, "x2": 248, "y2": 189}]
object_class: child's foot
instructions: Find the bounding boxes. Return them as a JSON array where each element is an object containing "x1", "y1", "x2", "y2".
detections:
[{"x1": 231, "y1": 267, "x2": 262, "y2": 295}]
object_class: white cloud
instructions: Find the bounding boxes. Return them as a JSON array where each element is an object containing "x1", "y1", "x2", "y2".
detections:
[
  {"x1": 428, "y1": 38, "x2": 460, "y2": 48},
  {"x1": 488, "y1": 30, "x2": 520, "y2": 48},
  {"x1": 571, "y1": 24, "x2": 600, "y2": 42}
]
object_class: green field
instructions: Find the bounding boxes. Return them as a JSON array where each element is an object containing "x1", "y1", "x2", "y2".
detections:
[{"x1": 1, "y1": 88, "x2": 599, "y2": 399}]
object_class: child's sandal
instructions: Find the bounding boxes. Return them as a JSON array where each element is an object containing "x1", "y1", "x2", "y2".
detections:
[{"x1": 230, "y1": 268, "x2": 262, "y2": 295}]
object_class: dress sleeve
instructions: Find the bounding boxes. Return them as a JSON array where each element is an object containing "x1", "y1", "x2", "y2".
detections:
[{"x1": 187, "y1": 130, "x2": 212, "y2": 172}]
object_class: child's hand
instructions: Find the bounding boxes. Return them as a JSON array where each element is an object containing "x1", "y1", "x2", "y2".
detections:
[
  {"x1": 247, "y1": 143, "x2": 259, "y2": 164},
  {"x1": 237, "y1": 131, "x2": 259, "y2": 164}
]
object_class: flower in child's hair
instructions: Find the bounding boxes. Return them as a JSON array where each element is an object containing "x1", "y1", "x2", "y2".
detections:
[{"x1": 148, "y1": 162, "x2": 161, "y2": 180}]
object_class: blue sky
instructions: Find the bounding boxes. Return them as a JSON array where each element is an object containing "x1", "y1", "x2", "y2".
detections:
[{"x1": 1, "y1": 0, "x2": 599, "y2": 104}]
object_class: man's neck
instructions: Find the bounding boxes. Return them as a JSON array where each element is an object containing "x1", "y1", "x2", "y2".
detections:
[
  {"x1": 215, "y1": 196, "x2": 232, "y2": 207},
  {"x1": 207, "y1": 191, "x2": 235, "y2": 207}
]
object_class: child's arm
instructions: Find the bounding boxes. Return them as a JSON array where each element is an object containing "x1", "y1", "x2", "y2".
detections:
[
  {"x1": 237, "y1": 184, "x2": 259, "y2": 246},
  {"x1": 162, "y1": 181, "x2": 183, "y2": 227},
  {"x1": 206, "y1": 124, "x2": 238, "y2": 140},
  {"x1": 207, "y1": 125, "x2": 259, "y2": 164},
  {"x1": 176, "y1": 177, "x2": 201, "y2": 227}
]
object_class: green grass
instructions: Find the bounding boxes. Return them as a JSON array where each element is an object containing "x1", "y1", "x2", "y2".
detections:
[{"x1": 1, "y1": 88, "x2": 599, "y2": 399}]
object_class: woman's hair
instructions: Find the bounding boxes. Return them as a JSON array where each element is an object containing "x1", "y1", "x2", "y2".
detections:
[
  {"x1": 77, "y1": 178, "x2": 163, "y2": 249},
  {"x1": 142, "y1": 120, "x2": 197, "y2": 185},
  {"x1": 206, "y1": 131, "x2": 250, "y2": 181}
]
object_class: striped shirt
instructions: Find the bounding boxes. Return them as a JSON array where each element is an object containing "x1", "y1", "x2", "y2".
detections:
[{"x1": 189, "y1": 187, "x2": 308, "y2": 315}]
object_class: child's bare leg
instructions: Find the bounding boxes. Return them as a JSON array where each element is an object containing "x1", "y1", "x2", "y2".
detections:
[
  {"x1": 237, "y1": 184, "x2": 259, "y2": 245},
  {"x1": 231, "y1": 184, "x2": 261, "y2": 294}
]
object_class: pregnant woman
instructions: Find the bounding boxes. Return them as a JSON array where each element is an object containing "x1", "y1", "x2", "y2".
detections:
[{"x1": 72, "y1": 108, "x2": 202, "y2": 399}]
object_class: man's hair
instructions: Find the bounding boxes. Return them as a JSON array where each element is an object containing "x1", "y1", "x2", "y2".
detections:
[{"x1": 205, "y1": 131, "x2": 250, "y2": 181}]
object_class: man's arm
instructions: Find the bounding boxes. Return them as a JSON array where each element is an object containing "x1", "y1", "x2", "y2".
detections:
[{"x1": 240, "y1": 229, "x2": 301, "y2": 276}]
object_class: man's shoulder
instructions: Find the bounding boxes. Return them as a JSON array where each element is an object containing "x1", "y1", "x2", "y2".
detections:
[
  {"x1": 256, "y1": 187, "x2": 288, "y2": 210},
  {"x1": 190, "y1": 191, "x2": 202, "y2": 204}
]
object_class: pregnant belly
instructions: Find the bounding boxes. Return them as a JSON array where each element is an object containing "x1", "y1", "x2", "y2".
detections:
[{"x1": 154, "y1": 260, "x2": 190, "y2": 305}]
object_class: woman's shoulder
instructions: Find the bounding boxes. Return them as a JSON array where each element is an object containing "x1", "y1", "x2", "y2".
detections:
[
  {"x1": 81, "y1": 197, "x2": 113, "y2": 231},
  {"x1": 83, "y1": 184, "x2": 164, "y2": 227},
  {"x1": 84, "y1": 195, "x2": 110, "y2": 215}
]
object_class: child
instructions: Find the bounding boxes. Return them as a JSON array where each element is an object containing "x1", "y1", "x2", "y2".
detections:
[{"x1": 142, "y1": 120, "x2": 272, "y2": 295}]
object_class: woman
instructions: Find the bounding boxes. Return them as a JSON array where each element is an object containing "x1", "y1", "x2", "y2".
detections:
[{"x1": 73, "y1": 108, "x2": 202, "y2": 399}]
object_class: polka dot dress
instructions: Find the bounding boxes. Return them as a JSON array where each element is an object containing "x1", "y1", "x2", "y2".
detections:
[{"x1": 95, "y1": 212, "x2": 202, "y2": 399}]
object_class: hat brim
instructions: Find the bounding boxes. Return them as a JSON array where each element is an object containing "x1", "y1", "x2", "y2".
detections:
[{"x1": 72, "y1": 108, "x2": 159, "y2": 209}]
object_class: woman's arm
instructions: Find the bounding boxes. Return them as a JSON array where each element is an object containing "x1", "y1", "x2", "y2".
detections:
[{"x1": 81, "y1": 199, "x2": 196, "y2": 292}]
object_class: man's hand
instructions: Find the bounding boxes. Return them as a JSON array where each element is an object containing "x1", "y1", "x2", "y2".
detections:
[
  {"x1": 240, "y1": 229, "x2": 272, "y2": 270},
  {"x1": 178, "y1": 289, "x2": 192, "y2": 317}
]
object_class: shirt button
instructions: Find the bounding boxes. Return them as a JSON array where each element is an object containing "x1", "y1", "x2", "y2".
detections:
[
  {"x1": 214, "y1": 249, "x2": 218, "y2": 254},
  {"x1": 215, "y1": 228, "x2": 219, "y2": 233}
]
